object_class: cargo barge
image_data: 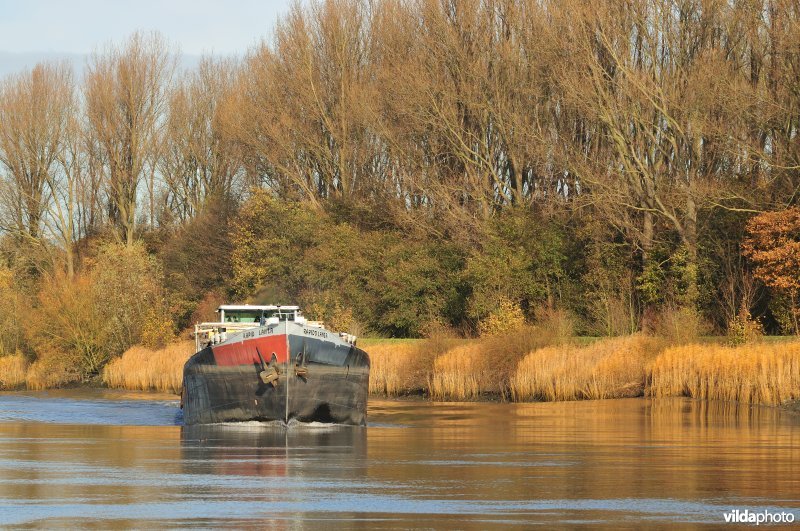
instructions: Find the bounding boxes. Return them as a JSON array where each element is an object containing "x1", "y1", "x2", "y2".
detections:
[{"x1": 181, "y1": 305, "x2": 369, "y2": 425}]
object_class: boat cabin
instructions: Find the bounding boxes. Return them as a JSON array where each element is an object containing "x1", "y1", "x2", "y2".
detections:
[
  {"x1": 218, "y1": 304, "x2": 302, "y2": 324},
  {"x1": 193, "y1": 303, "x2": 358, "y2": 351},
  {"x1": 194, "y1": 304, "x2": 321, "y2": 351}
]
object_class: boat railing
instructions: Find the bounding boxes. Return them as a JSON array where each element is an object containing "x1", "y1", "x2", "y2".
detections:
[
  {"x1": 193, "y1": 320, "x2": 331, "y2": 351},
  {"x1": 194, "y1": 322, "x2": 242, "y2": 351}
]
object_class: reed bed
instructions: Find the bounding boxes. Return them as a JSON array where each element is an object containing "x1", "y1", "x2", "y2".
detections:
[
  {"x1": 25, "y1": 352, "x2": 81, "y2": 390},
  {"x1": 368, "y1": 342, "x2": 422, "y2": 395},
  {"x1": 10, "y1": 330, "x2": 793, "y2": 409},
  {"x1": 102, "y1": 341, "x2": 194, "y2": 394},
  {"x1": 510, "y1": 335, "x2": 661, "y2": 401},
  {"x1": 366, "y1": 335, "x2": 462, "y2": 396},
  {"x1": 428, "y1": 325, "x2": 569, "y2": 400},
  {"x1": 648, "y1": 341, "x2": 800, "y2": 406},
  {"x1": 429, "y1": 343, "x2": 489, "y2": 400},
  {"x1": 0, "y1": 354, "x2": 27, "y2": 389}
]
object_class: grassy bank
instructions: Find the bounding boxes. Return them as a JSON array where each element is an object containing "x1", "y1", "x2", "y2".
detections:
[
  {"x1": 1, "y1": 334, "x2": 798, "y2": 410},
  {"x1": 102, "y1": 341, "x2": 195, "y2": 394},
  {"x1": 370, "y1": 334, "x2": 800, "y2": 409}
]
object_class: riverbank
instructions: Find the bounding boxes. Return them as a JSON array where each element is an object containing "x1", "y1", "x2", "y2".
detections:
[
  {"x1": 366, "y1": 333, "x2": 800, "y2": 410},
  {"x1": 0, "y1": 341, "x2": 194, "y2": 394},
  {"x1": 1, "y1": 333, "x2": 798, "y2": 411}
]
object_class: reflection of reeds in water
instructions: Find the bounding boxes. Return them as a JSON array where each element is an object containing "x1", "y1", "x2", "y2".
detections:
[
  {"x1": 648, "y1": 342, "x2": 800, "y2": 406},
  {"x1": 644, "y1": 397, "x2": 785, "y2": 429},
  {"x1": 510, "y1": 335, "x2": 661, "y2": 401},
  {"x1": 102, "y1": 341, "x2": 194, "y2": 394},
  {"x1": 0, "y1": 354, "x2": 27, "y2": 389}
]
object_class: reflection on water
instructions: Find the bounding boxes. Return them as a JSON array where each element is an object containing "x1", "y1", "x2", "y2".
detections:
[
  {"x1": 0, "y1": 391, "x2": 798, "y2": 528},
  {"x1": 181, "y1": 423, "x2": 367, "y2": 480}
]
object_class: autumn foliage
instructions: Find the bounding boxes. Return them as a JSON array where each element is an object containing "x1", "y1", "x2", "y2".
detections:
[
  {"x1": 742, "y1": 208, "x2": 800, "y2": 334},
  {"x1": 2, "y1": 1, "x2": 800, "y2": 391}
]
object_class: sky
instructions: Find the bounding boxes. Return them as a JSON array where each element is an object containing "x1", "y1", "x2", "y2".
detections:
[{"x1": 0, "y1": 0, "x2": 293, "y2": 76}]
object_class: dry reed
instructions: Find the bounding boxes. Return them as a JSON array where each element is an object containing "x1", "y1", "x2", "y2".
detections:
[
  {"x1": 25, "y1": 352, "x2": 81, "y2": 390},
  {"x1": 102, "y1": 341, "x2": 194, "y2": 394},
  {"x1": 368, "y1": 342, "x2": 422, "y2": 395},
  {"x1": 429, "y1": 343, "x2": 488, "y2": 400},
  {"x1": 510, "y1": 335, "x2": 662, "y2": 401},
  {"x1": 366, "y1": 334, "x2": 462, "y2": 396},
  {"x1": 428, "y1": 324, "x2": 574, "y2": 400},
  {"x1": 0, "y1": 354, "x2": 27, "y2": 389},
  {"x1": 648, "y1": 341, "x2": 800, "y2": 406}
]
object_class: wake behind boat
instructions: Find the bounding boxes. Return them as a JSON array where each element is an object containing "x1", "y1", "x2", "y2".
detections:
[{"x1": 181, "y1": 305, "x2": 370, "y2": 425}]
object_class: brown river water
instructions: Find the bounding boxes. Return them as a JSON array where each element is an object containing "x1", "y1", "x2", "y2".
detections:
[{"x1": 0, "y1": 390, "x2": 798, "y2": 529}]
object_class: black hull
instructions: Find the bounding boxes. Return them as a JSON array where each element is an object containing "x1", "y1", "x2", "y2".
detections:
[{"x1": 182, "y1": 329, "x2": 369, "y2": 426}]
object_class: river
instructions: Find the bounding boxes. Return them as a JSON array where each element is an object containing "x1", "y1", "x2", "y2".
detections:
[{"x1": 0, "y1": 390, "x2": 798, "y2": 528}]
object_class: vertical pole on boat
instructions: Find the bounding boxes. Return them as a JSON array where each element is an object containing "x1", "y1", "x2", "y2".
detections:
[{"x1": 284, "y1": 319, "x2": 290, "y2": 424}]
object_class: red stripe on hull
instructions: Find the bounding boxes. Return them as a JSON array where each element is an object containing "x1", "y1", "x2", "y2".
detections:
[{"x1": 212, "y1": 334, "x2": 288, "y2": 366}]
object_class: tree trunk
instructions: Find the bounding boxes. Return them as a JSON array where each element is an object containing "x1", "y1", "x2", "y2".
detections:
[
  {"x1": 65, "y1": 243, "x2": 75, "y2": 279},
  {"x1": 683, "y1": 193, "x2": 699, "y2": 307},
  {"x1": 642, "y1": 208, "x2": 654, "y2": 263}
]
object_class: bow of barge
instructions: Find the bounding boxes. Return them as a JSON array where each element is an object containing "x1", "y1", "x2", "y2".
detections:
[{"x1": 181, "y1": 305, "x2": 369, "y2": 425}]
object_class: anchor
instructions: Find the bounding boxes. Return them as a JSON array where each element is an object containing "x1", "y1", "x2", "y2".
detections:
[
  {"x1": 295, "y1": 343, "x2": 309, "y2": 381},
  {"x1": 257, "y1": 349, "x2": 280, "y2": 387}
]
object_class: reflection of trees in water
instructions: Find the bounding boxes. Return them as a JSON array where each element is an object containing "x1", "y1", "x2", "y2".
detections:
[
  {"x1": 643, "y1": 398, "x2": 800, "y2": 500},
  {"x1": 507, "y1": 398, "x2": 800, "y2": 502},
  {"x1": 0, "y1": 421, "x2": 183, "y2": 507}
]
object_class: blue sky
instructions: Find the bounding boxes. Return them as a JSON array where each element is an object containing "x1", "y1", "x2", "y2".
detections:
[{"x1": 0, "y1": 0, "x2": 292, "y2": 74}]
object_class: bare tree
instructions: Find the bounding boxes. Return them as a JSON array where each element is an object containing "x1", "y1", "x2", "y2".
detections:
[
  {"x1": 232, "y1": 0, "x2": 381, "y2": 204},
  {"x1": 45, "y1": 110, "x2": 86, "y2": 277},
  {"x1": 161, "y1": 57, "x2": 242, "y2": 222},
  {"x1": 0, "y1": 62, "x2": 73, "y2": 244},
  {"x1": 84, "y1": 31, "x2": 175, "y2": 245}
]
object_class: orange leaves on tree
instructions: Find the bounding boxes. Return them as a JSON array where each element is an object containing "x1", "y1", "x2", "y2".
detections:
[
  {"x1": 742, "y1": 208, "x2": 800, "y2": 292},
  {"x1": 742, "y1": 207, "x2": 800, "y2": 334}
]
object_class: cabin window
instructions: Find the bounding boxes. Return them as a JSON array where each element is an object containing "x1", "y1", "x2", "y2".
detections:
[
  {"x1": 224, "y1": 310, "x2": 261, "y2": 323},
  {"x1": 222, "y1": 309, "x2": 297, "y2": 323},
  {"x1": 265, "y1": 310, "x2": 296, "y2": 322}
]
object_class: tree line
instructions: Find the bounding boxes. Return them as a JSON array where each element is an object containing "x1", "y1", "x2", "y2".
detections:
[{"x1": 0, "y1": 0, "x2": 799, "y2": 375}]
